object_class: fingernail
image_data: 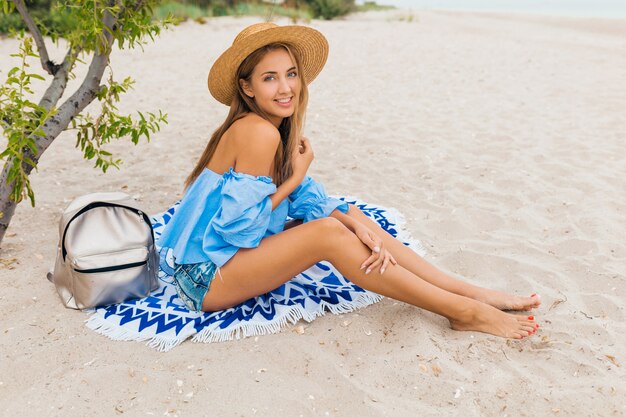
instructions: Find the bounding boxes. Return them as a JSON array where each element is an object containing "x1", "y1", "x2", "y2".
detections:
[
  {"x1": 365, "y1": 268, "x2": 371, "y2": 275},
  {"x1": 528, "y1": 315, "x2": 534, "y2": 320},
  {"x1": 360, "y1": 265, "x2": 365, "y2": 270},
  {"x1": 531, "y1": 293, "x2": 537, "y2": 297},
  {"x1": 381, "y1": 268, "x2": 385, "y2": 274},
  {"x1": 373, "y1": 246, "x2": 380, "y2": 253}
]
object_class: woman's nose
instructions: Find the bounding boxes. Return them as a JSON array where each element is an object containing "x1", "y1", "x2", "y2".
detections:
[{"x1": 278, "y1": 76, "x2": 291, "y2": 93}]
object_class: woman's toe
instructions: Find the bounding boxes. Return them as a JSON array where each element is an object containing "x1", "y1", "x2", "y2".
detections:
[{"x1": 530, "y1": 293, "x2": 542, "y2": 307}]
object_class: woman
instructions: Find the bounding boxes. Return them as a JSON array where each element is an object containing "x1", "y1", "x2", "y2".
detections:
[{"x1": 158, "y1": 22, "x2": 541, "y2": 339}]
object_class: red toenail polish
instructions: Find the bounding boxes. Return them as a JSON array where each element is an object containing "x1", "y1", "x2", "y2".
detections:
[
  {"x1": 528, "y1": 315, "x2": 534, "y2": 320},
  {"x1": 536, "y1": 323, "x2": 540, "y2": 328},
  {"x1": 531, "y1": 293, "x2": 537, "y2": 297}
]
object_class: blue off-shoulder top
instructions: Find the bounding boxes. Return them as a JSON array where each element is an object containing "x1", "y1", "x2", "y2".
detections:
[{"x1": 157, "y1": 167, "x2": 349, "y2": 267}]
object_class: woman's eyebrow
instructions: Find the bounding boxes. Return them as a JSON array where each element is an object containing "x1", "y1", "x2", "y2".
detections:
[{"x1": 260, "y1": 67, "x2": 297, "y2": 75}]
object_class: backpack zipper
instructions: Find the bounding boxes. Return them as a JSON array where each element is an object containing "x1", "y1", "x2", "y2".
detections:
[
  {"x1": 74, "y1": 260, "x2": 148, "y2": 274},
  {"x1": 71, "y1": 246, "x2": 149, "y2": 262}
]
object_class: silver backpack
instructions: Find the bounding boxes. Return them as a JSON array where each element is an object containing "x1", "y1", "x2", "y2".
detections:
[{"x1": 47, "y1": 192, "x2": 159, "y2": 309}]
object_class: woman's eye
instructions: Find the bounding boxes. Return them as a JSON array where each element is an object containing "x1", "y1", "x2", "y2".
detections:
[{"x1": 263, "y1": 72, "x2": 297, "y2": 81}]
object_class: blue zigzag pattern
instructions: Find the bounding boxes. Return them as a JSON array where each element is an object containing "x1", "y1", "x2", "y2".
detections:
[{"x1": 94, "y1": 198, "x2": 408, "y2": 345}]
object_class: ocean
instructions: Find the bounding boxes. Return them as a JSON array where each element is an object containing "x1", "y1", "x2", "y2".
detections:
[{"x1": 369, "y1": 0, "x2": 626, "y2": 19}]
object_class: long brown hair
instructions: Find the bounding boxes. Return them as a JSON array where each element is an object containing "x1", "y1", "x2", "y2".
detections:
[{"x1": 185, "y1": 43, "x2": 309, "y2": 189}]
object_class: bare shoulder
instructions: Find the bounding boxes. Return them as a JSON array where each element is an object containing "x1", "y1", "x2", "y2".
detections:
[
  {"x1": 230, "y1": 114, "x2": 280, "y2": 176},
  {"x1": 230, "y1": 113, "x2": 280, "y2": 149}
]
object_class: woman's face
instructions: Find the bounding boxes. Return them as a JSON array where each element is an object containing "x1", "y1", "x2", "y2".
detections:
[{"x1": 241, "y1": 48, "x2": 301, "y2": 127}]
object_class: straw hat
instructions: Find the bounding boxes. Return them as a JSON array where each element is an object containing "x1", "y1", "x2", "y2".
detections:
[{"x1": 208, "y1": 22, "x2": 329, "y2": 106}]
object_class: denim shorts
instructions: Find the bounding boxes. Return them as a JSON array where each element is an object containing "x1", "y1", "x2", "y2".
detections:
[{"x1": 173, "y1": 260, "x2": 219, "y2": 312}]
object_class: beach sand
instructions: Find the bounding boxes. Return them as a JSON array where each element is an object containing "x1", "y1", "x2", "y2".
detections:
[{"x1": 0, "y1": 10, "x2": 625, "y2": 417}]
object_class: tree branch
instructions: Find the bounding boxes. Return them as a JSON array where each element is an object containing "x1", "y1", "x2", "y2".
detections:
[
  {"x1": 39, "y1": 45, "x2": 82, "y2": 111},
  {"x1": 35, "y1": 3, "x2": 119, "y2": 156},
  {"x1": 12, "y1": 0, "x2": 59, "y2": 75}
]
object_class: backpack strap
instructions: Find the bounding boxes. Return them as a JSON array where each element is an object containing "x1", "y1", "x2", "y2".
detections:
[{"x1": 61, "y1": 201, "x2": 155, "y2": 260}]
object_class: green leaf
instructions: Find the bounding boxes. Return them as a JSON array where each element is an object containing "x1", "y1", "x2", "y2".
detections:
[
  {"x1": 25, "y1": 140, "x2": 38, "y2": 156},
  {"x1": 6, "y1": 164, "x2": 15, "y2": 182},
  {"x1": 23, "y1": 156, "x2": 37, "y2": 168},
  {"x1": 10, "y1": 184, "x2": 21, "y2": 203},
  {"x1": 27, "y1": 185, "x2": 36, "y2": 207}
]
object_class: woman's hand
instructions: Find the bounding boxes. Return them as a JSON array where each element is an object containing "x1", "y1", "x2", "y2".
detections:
[
  {"x1": 291, "y1": 137, "x2": 314, "y2": 179},
  {"x1": 354, "y1": 224, "x2": 397, "y2": 275}
]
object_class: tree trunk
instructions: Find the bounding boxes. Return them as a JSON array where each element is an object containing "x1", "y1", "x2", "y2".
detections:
[
  {"x1": 0, "y1": 151, "x2": 38, "y2": 243},
  {"x1": 0, "y1": 167, "x2": 19, "y2": 243}
]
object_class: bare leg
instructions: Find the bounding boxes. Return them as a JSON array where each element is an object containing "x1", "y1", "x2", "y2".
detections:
[
  {"x1": 204, "y1": 218, "x2": 538, "y2": 339},
  {"x1": 345, "y1": 204, "x2": 541, "y2": 311}
]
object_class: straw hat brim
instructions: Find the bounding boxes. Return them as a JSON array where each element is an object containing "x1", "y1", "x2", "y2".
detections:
[{"x1": 208, "y1": 25, "x2": 329, "y2": 106}]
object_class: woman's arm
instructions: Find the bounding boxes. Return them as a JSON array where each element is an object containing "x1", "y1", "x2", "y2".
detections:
[
  {"x1": 331, "y1": 205, "x2": 397, "y2": 274},
  {"x1": 232, "y1": 119, "x2": 304, "y2": 210},
  {"x1": 271, "y1": 175, "x2": 304, "y2": 210},
  {"x1": 287, "y1": 176, "x2": 349, "y2": 222},
  {"x1": 329, "y1": 208, "x2": 360, "y2": 232}
]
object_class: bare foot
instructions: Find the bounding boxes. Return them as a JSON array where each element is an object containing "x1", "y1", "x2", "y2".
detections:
[
  {"x1": 449, "y1": 301, "x2": 539, "y2": 339},
  {"x1": 472, "y1": 289, "x2": 541, "y2": 311}
]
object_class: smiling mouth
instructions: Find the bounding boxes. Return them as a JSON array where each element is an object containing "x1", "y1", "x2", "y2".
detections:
[{"x1": 275, "y1": 97, "x2": 293, "y2": 104}]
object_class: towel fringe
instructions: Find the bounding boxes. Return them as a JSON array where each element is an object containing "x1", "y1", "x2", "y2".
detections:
[
  {"x1": 192, "y1": 291, "x2": 384, "y2": 345},
  {"x1": 85, "y1": 314, "x2": 184, "y2": 352}
]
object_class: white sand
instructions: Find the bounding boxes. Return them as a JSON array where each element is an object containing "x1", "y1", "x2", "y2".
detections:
[{"x1": 1, "y1": 10, "x2": 625, "y2": 416}]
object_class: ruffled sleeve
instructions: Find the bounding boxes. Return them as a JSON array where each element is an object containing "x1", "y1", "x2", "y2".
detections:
[
  {"x1": 210, "y1": 168, "x2": 277, "y2": 248},
  {"x1": 288, "y1": 176, "x2": 349, "y2": 222}
]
